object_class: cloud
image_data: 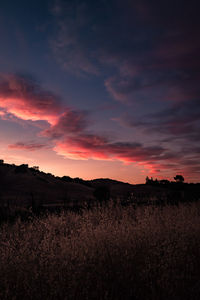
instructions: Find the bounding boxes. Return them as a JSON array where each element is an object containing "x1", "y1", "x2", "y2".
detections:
[
  {"x1": 54, "y1": 131, "x2": 198, "y2": 175},
  {"x1": 0, "y1": 73, "x2": 62, "y2": 125},
  {"x1": 54, "y1": 134, "x2": 110, "y2": 160},
  {"x1": 54, "y1": 133, "x2": 166, "y2": 173},
  {"x1": 117, "y1": 98, "x2": 200, "y2": 176},
  {"x1": 43, "y1": 110, "x2": 88, "y2": 138},
  {"x1": 0, "y1": 109, "x2": 6, "y2": 117},
  {"x1": 47, "y1": 0, "x2": 200, "y2": 178},
  {"x1": 8, "y1": 142, "x2": 47, "y2": 151},
  {"x1": 104, "y1": 40, "x2": 200, "y2": 103},
  {"x1": 1, "y1": 72, "x2": 199, "y2": 177},
  {"x1": 49, "y1": 0, "x2": 200, "y2": 104},
  {"x1": 104, "y1": 71, "x2": 170, "y2": 103},
  {"x1": 0, "y1": 73, "x2": 93, "y2": 140},
  {"x1": 50, "y1": 1, "x2": 99, "y2": 76},
  {"x1": 122, "y1": 99, "x2": 200, "y2": 137}
]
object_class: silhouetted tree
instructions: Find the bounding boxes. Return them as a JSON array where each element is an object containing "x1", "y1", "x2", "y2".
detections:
[
  {"x1": 160, "y1": 179, "x2": 170, "y2": 185},
  {"x1": 61, "y1": 176, "x2": 73, "y2": 182},
  {"x1": 33, "y1": 166, "x2": 39, "y2": 171},
  {"x1": 174, "y1": 175, "x2": 184, "y2": 183},
  {"x1": 73, "y1": 177, "x2": 92, "y2": 187},
  {"x1": 15, "y1": 164, "x2": 28, "y2": 174},
  {"x1": 145, "y1": 176, "x2": 159, "y2": 186},
  {"x1": 146, "y1": 176, "x2": 150, "y2": 184}
]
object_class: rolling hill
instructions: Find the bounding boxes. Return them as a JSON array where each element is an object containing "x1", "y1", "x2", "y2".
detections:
[{"x1": 0, "y1": 162, "x2": 199, "y2": 211}]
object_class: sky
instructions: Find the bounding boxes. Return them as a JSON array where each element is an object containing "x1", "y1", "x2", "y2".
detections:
[{"x1": 0, "y1": 0, "x2": 200, "y2": 184}]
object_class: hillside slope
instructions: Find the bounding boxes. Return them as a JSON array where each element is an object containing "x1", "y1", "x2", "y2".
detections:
[{"x1": 0, "y1": 164, "x2": 94, "y2": 207}]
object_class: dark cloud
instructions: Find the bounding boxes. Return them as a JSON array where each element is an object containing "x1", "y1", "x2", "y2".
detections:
[
  {"x1": 43, "y1": 110, "x2": 89, "y2": 138},
  {"x1": 50, "y1": 0, "x2": 100, "y2": 76},
  {"x1": 118, "y1": 98, "x2": 200, "y2": 175},
  {"x1": 123, "y1": 99, "x2": 200, "y2": 137},
  {"x1": 50, "y1": 0, "x2": 200, "y2": 105}
]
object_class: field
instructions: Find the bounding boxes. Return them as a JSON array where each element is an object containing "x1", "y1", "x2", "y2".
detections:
[{"x1": 0, "y1": 201, "x2": 200, "y2": 300}]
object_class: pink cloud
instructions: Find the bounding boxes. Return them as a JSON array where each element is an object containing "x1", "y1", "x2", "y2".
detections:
[
  {"x1": 54, "y1": 135, "x2": 111, "y2": 160},
  {"x1": 54, "y1": 134, "x2": 166, "y2": 174},
  {"x1": 43, "y1": 110, "x2": 88, "y2": 138},
  {"x1": 0, "y1": 110, "x2": 5, "y2": 117},
  {"x1": 1, "y1": 73, "x2": 197, "y2": 177},
  {"x1": 8, "y1": 142, "x2": 47, "y2": 151},
  {"x1": 0, "y1": 74, "x2": 62, "y2": 125}
]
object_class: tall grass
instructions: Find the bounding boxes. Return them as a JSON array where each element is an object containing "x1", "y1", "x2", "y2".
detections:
[{"x1": 0, "y1": 201, "x2": 200, "y2": 300}]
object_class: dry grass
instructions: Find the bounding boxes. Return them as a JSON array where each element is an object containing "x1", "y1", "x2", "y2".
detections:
[{"x1": 0, "y1": 201, "x2": 200, "y2": 300}]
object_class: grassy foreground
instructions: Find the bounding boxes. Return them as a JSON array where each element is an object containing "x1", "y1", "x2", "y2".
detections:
[{"x1": 0, "y1": 202, "x2": 200, "y2": 300}]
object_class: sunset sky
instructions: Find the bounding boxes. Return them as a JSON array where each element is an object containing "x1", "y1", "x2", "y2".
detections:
[{"x1": 0, "y1": 0, "x2": 200, "y2": 183}]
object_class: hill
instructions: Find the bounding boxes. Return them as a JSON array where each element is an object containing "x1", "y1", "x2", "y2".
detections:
[
  {"x1": 0, "y1": 163, "x2": 94, "y2": 208},
  {"x1": 0, "y1": 162, "x2": 137, "y2": 209},
  {"x1": 0, "y1": 161, "x2": 200, "y2": 213}
]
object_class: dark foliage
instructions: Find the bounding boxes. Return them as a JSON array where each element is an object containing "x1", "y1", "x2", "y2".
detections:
[
  {"x1": 174, "y1": 175, "x2": 184, "y2": 183},
  {"x1": 93, "y1": 185, "x2": 110, "y2": 203},
  {"x1": 61, "y1": 176, "x2": 73, "y2": 182},
  {"x1": 15, "y1": 164, "x2": 28, "y2": 174}
]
